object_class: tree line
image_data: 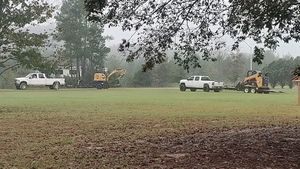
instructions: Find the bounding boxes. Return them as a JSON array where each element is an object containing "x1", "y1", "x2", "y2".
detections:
[
  {"x1": 106, "y1": 47, "x2": 295, "y2": 88},
  {"x1": 263, "y1": 57, "x2": 300, "y2": 89},
  {"x1": 1, "y1": 0, "x2": 300, "y2": 89}
]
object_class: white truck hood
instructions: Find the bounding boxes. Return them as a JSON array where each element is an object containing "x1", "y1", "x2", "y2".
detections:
[
  {"x1": 15, "y1": 77, "x2": 27, "y2": 81},
  {"x1": 180, "y1": 79, "x2": 187, "y2": 83}
]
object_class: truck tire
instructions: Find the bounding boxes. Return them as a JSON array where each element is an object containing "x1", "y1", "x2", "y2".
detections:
[
  {"x1": 19, "y1": 82, "x2": 27, "y2": 90},
  {"x1": 244, "y1": 88, "x2": 250, "y2": 93},
  {"x1": 250, "y1": 88, "x2": 256, "y2": 93},
  {"x1": 203, "y1": 84, "x2": 209, "y2": 92},
  {"x1": 53, "y1": 82, "x2": 60, "y2": 90},
  {"x1": 190, "y1": 88, "x2": 196, "y2": 92},
  {"x1": 180, "y1": 84, "x2": 186, "y2": 91}
]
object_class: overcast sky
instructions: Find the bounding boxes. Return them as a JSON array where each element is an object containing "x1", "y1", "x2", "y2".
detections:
[{"x1": 45, "y1": 0, "x2": 300, "y2": 57}]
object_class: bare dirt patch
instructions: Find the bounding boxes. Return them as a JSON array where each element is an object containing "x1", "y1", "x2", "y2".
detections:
[{"x1": 74, "y1": 127, "x2": 300, "y2": 169}]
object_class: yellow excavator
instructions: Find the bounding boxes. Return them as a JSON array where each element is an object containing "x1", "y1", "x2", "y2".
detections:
[
  {"x1": 236, "y1": 70, "x2": 270, "y2": 94},
  {"x1": 94, "y1": 68, "x2": 126, "y2": 89}
]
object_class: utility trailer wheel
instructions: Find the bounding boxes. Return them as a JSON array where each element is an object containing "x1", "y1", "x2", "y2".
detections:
[
  {"x1": 180, "y1": 84, "x2": 186, "y2": 91},
  {"x1": 250, "y1": 88, "x2": 256, "y2": 93},
  {"x1": 244, "y1": 88, "x2": 250, "y2": 93}
]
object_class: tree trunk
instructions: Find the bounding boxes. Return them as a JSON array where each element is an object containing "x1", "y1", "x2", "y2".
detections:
[
  {"x1": 76, "y1": 56, "x2": 80, "y2": 80},
  {"x1": 81, "y1": 56, "x2": 86, "y2": 82}
]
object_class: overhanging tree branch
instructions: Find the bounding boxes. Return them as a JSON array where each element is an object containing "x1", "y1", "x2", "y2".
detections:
[{"x1": 0, "y1": 64, "x2": 20, "y2": 76}]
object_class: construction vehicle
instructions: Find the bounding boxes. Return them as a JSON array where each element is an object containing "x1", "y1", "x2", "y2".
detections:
[
  {"x1": 235, "y1": 70, "x2": 270, "y2": 94},
  {"x1": 94, "y1": 68, "x2": 126, "y2": 89}
]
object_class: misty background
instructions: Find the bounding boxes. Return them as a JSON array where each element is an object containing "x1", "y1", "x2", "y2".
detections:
[{"x1": 1, "y1": 0, "x2": 299, "y2": 89}]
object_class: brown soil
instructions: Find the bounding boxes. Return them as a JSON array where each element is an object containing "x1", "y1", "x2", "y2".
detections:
[{"x1": 73, "y1": 127, "x2": 300, "y2": 169}]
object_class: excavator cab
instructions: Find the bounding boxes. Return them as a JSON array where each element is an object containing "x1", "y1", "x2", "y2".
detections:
[
  {"x1": 247, "y1": 70, "x2": 257, "y2": 77},
  {"x1": 94, "y1": 73, "x2": 107, "y2": 81},
  {"x1": 93, "y1": 68, "x2": 126, "y2": 89}
]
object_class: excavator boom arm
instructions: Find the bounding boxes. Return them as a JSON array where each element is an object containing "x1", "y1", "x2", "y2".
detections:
[{"x1": 107, "y1": 68, "x2": 126, "y2": 81}]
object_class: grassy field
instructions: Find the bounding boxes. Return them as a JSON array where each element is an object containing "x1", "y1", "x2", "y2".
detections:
[{"x1": 0, "y1": 88, "x2": 299, "y2": 168}]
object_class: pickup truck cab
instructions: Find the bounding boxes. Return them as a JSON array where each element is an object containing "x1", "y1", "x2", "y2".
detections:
[
  {"x1": 179, "y1": 76, "x2": 223, "y2": 92},
  {"x1": 15, "y1": 73, "x2": 65, "y2": 90}
]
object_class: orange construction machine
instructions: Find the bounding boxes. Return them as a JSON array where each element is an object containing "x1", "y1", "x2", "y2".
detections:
[
  {"x1": 94, "y1": 68, "x2": 126, "y2": 89},
  {"x1": 293, "y1": 66, "x2": 300, "y2": 81},
  {"x1": 236, "y1": 70, "x2": 270, "y2": 94}
]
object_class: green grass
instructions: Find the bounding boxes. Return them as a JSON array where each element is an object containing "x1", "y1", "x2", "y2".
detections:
[{"x1": 0, "y1": 88, "x2": 299, "y2": 168}]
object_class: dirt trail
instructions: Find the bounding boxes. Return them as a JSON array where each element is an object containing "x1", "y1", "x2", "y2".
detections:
[{"x1": 74, "y1": 127, "x2": 300, "y2": 169}]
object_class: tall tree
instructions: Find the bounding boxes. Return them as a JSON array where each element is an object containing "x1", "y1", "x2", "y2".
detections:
[
  {"x1": 224, "y1": 52, "x2": 247, "y2": 84},
  {"x1": 263, "y1": 58, "x2": 296, "y2": 88},
  {"x1": 85, "y1": 0, "x2": 300, "y2": 71},
  {"x1": 0, "y1": 0, "x2": 54, "y2": 75},
  {"x1": 56, "y1": 0, "x2": 110, "y2": 82}
]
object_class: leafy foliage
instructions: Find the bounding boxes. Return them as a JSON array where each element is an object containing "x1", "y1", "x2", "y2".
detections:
[
  {"x1": 85, "y1": 0, "x2": 300, "y2": 71},
  {"x1": 263, "y1": 57, "x2": 300, "y2": 89},
  {"x1": 0, "y1": 0, "x2": 54, "y2": 75}
]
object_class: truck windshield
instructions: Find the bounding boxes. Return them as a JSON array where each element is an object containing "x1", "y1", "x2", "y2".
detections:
[
  {"x1": 25, "y1": 74, "x2": 33, "y2": 78},
  {"x1": 187, "y1": 76, "x2": 194, "y2": 81}
]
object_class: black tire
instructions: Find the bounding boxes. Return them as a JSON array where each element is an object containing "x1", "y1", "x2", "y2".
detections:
[
  {"x1": 96, "y1": 82, "x2": 103, "y2": 89},
  {"x1": 244, "y1": 88, "x2": 250, "y2": 93},
  {"x1": 180, "y1": 84, "x2": 186, "y2": 91},
  {"x1": 190, "y1": 88, "x2": 196, "y2": 92},
  {"x1": 203, "y1": 84, "x2": 209, "y2": 92},
  {"x1": 104, "y1": 82, "x2": 109, "y2": 89},
  {"x1": 53, "y1": 82, "x2": 60, "y2": 90},
  {"x1": 250, "y1": 88, "x2": 256, "y2": 93},
  {"x1": 19, "y1": 82, "x2": 27, "y2": 90}
]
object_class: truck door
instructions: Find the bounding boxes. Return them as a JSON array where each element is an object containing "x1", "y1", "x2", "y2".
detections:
[
  {"x1": 38, "y1": 73, "x2": 46, "y2": 85},
  {"x1": 185, "y1": 76, "x2": 194, "y2": 87},
  {"x1": 27, "y1": 73, "x2": 39, "y2": 85},
  {"x1": 200, "y1": 76, "x2": 211, "y2": 88},
  {"x1": 194, "y1": 76, "x2": 200, "y2": 88}
]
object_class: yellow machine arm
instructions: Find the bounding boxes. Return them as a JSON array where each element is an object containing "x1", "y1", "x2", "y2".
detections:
[
  {"x1": 94, "y1": 68, "x2": 126, "y2": 82},
  {"x1": 107, "y1": 68, "x2": 127, "y2": 81}
]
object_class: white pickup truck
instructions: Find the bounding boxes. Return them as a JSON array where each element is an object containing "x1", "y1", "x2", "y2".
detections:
[
  {"x1": 179, "y1": 76, "x2": 224, "y2": 92},
  {"x1": 15, "y1": 73, "x2": 65, "y2": 90}
]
